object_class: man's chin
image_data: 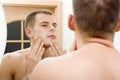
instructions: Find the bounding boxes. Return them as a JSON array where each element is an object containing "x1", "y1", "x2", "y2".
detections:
[
  {"x1": 43, "y1": 39, "x2": 56, "y2": 48},
  {"x1": 43, "y1": 43, "x2": 50, "y2": 48}
]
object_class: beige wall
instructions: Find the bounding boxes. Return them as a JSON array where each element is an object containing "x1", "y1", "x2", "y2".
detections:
[{"x1": 2, "y1": 0, "x2": 62, "y2": 4}]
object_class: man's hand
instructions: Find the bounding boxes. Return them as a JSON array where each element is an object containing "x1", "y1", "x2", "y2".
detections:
[
  {"x1": 50, "y1": 43, "x2": 63, "y2": 56},
  {"x1": 49, "y1": 42, "x2": 64, "y2": 56},
  {"x1": 25, "y1": 39, "x2": 45, "y2": 74}
]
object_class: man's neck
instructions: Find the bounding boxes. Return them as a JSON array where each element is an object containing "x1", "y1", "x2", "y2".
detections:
[
  {"x1": 85, "y1": 38, "x2": 114, "y2": 48},
  {"x1": 41, "y1": 47, "x2": 51, "y2": 59},
  {"x1": 77, "y1": 38, "x2": 114, "y2": 49}
]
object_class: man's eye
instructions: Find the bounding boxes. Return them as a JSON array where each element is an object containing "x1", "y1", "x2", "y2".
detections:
[
  {"x1": 42, "y1": 25, "x2": 47, "y2": 27},
  {"x1": 53, "y1": 24, "x2": 57, "y2": 28}
]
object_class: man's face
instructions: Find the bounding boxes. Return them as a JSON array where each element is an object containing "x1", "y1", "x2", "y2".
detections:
[{"x1": 31, "y1": 14, "x2": 57, "y2": 47}]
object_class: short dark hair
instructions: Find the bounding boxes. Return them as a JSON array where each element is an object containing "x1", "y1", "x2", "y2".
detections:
[
  {"x1": 73, "y1": 0, "x2": 119, "y2": 39},
  {"x1": 24, "y1": 9, "x2": 54, "y2": 28}
]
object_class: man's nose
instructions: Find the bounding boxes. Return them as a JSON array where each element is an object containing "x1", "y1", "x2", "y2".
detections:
[{"x1": 50, "y1": 25, "x2": 55, "y2": 32}]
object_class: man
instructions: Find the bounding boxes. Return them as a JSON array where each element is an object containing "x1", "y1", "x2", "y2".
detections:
[
  {"x1": 0, "y1": 10, "x2": 63, "y2": 80},
  {"x1": 30, "y1": 0, "x2": 120, "y2": 80}
]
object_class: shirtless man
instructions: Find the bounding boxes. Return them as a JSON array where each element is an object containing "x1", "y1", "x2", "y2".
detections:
[
  {"x1": 30, "y1": 0, "x2": 120, "y2": 80},
  {"x1": 0, "y1": 10, "x2": 63, "y2": 80}
]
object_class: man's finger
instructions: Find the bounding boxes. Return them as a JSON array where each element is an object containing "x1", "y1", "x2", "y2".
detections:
[
  {"x1": 30, "y1": 39, "x2": 42, "y2": 57},
  {"x1": 37, "y1": 47, "x2": 45, "y2": 60},
  {"x1": 50, "y1": 42, "x2": 61, "y2": 56},
  {"x1": 36, "y1": 41, "x2": 44, "y2": 58}
]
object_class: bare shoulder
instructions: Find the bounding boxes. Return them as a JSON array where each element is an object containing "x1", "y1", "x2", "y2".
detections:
[
  {"x1": 0, "y1": 51, "x2": 22, "y2": 77},
  {"x1": 3, "y1": 50, "x2": 24, "y2": 60},
  {"x1": 0, "y1": 48, "x2": 30, "y2": 79},
  {"x1": 30, "y1": 52, "x2": 75, "y2": 80},
  {"x1": 1, "y1": 51, "x2": 23, "y2": 67},
  {"x1": 1, "y1": 48, "x2": 30, "y2": 68}
]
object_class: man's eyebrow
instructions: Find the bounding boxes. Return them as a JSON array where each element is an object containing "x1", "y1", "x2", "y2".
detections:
[
  {"x1": 41, "y1": 21, "x2": 49, "y2": 24},
  {"x1": 40, "y1": 21, "x2": 57, "y2": 25}
]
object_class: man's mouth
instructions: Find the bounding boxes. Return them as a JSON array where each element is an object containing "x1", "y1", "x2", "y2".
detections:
[{"x1": 47, "y1": 35, "x2": 56, "y2": 39}]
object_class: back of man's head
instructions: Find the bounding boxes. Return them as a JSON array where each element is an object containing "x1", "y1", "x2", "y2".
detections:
[{"x1": 73, "y1": 0, "x2": 119, "y2": 39}]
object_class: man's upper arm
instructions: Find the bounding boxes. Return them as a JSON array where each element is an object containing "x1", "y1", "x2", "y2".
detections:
[{"x1": 0, "y1": 54, "x2": 14, "y2": 80}]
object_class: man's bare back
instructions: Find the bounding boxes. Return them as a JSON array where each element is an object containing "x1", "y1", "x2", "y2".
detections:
[{"x1": 30, "y1": 40, "x2": 120, "y2": 80}]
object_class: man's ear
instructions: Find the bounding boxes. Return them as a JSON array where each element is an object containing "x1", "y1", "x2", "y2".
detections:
[
  {"x1": 25, "y1": 27, "x2": 33, "y2": 38},
  {"x1": 116, "y1": 18, "x2": 120, "y2": 32},
  {"x1": 68, "y1": 14, "x2": 75, "y2": 31}
]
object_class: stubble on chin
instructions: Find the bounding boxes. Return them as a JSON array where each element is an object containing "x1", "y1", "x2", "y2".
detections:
[{"x1": 42, "y1": 39, "x2": 51, "y2": 48}]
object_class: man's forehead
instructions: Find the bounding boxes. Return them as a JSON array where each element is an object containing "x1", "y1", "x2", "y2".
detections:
[
  {"x1": 36, "y1": 13, "x2": 55, "y2": 19},
  {"x1": 35, "y1": 14, "x2": 57, "y2": 23}
]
